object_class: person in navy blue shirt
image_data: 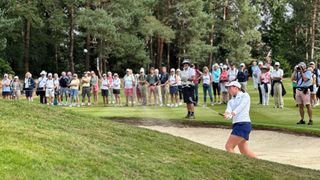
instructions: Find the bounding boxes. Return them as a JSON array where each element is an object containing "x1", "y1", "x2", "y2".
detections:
[{"x1": 237, "y1": 63, "x2": 249, "y2": 92}]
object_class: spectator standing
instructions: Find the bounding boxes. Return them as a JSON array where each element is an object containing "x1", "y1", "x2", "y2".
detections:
[
  {"x1": 2, "y1": 74, "x2": 11, "y2": 99},
  {"x1": 146, "y1": 67, "x2": 159, "y2": 106},
  {"x1": 23, "y1": 72, "x2": 35, "y2": 101},
  {"x1": 138, "y1": 68, "x2": 147, "y2": 106},
  {"x1": 159, "y1": 66, "x2": 169, "y2": 106},
  {"x1": 212, "y1": 63, "x2": 221, "y2": 104},
  {"x1": 59, "y1": 72, "x2": 70, "y2": 105},
  {"x1": 123, "y1": 69, "x2": 135, "y2": 106},
  {"x1": 220, "y1": 65, "x2": 229, "y2": 104},
  {"x1": 81, "y1": 72, "x2": 91, "y2": 106},
  {"x1": 11, "y1": 76, "x2": 21, "y2": 100},
  {"x1": 202, "y1": 66, "x2": 213, "y2": 106},
  {"x1": 260, "y1": 66, "x2": 271, "y2": 106},
  {"x1": 193, "y1": 64, "x2": 202, "y2": 105},
  {"x1": 90, "y1": 71, "x2": 99, "y2": 105},
  {"x1": 251, "y1": 61, "x2": 259, "y2": 90},
  {"x1": 37, "y1": 71, "x2": 48, "y2": 104},
  {"x1": 53, "y1": 73, "x2": 61, "y2": 105},
  {"x1": 271, "y1": 62, "x2": 284, "y2": 109},
  {"x1": 69, "y1": 74, "x2": 80, "y2": 107},
  {"x1": 155, "y1": 69, "x2": 162, "y2": 106},
  {"x1": 227, "y1": 63, "x2": 238, "y2": 82},
  {"x1": 45, "y1": 73, "x2": 55, "y2": 106},
  {"x1": 295, "y1": 62, "x2": 313, "y2": 125},
  {"x1": 113, "y1": 73, "x2": 121, "y2": 106},
  {"x1": 176, "y1": 69, "x2": 183, "y2": 105},
  {"x1": 181, "y1": 59, "x2": 196, "y2": 119},
  {"x1": 107, "y1": 72, "x2": 114, "y2": 104},
  {"x1": 169, "y1": 68, "x2": 179, "y2": 107},
  {"x1": 237, "y1": 63, "x2": 249, "y2": 92}
]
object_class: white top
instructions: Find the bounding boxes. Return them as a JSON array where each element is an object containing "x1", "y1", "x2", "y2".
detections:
[
  {"x1": 271, "y1": 69, "x2": 284, "y2": 79},
  {"x1": 169, "y1": 75, "x2": 177, "y2": 86},
  {"x1": 54, "y1": 79, "x2": 60, "y2": 89},
  {"x1": 181, "y1": 67, "x2": 195, "y2": 86},
  {"x1": 45, "y1": 79, "x2": 54, "y2": 89},
  {"x1": 123, "y1": 75, "x2": 134, "y2": 89},
  {"x1": 202, "y1": 73, "x2": 211, "y2": 85},
  {"x1": 38, "y1": 77, "x2": 47, "y2": 88},
  {"x1": 228, "y1": 68, "x2": 238, "y2": 82},
  {"x1": 225, "y1": 91, "x2": 251, "y2": 124},
  {"x1": 113, "y1": 78, "x2": 121, "y2": 90},
  {"x1": 101, "y1": 79, "x2": 109, "y2": 90}
]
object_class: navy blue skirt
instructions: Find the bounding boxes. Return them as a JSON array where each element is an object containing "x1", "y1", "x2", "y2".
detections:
[{"x1": 231, "y1": 122, "x2": 252, "y2": 141}]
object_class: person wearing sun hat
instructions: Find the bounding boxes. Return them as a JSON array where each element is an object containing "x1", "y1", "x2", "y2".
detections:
[
  {"x1": 224, "y1": 81, "x2": 256, "y2": 158},
  {"x1": 271, "y1": 61, "x2": 284, "y2": 109},
  {"x1": 181, "y1": 59, "x2": 196, "y2": 119},
  {"x1": 37, "y1": 70, "x2": 48, "y2": 104},
  {"x1": 113, "y1": 73, "x2": 121, "y2": 106}
]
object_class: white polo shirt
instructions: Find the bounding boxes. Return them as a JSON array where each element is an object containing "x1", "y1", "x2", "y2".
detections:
[
  {"x1": 181, "y1": 67, "x2": 195, "y2": 86},
  {"x1": 271, "y1": 69, "x2": 284, "y2": 79},
  {"x1": 226, "y1": 91, "x2": 251, "y2": 124}
]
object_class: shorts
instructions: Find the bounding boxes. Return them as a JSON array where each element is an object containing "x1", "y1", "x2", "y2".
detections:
[
  {"x1": 101, "y1": 89, "x2": 109, "y2": 97},
  {"x1": 295, "y1": 89, "x2": 311, "y2": 105},
  {"x1": 45, "y1": 89, "x2": 55, "y2": 97},
  {"x1": 55, "y1": 90, "x2": 61, "y2": 96},
  {"x1": 25, "y1": 88, "x2": 33, "y2": 97},
  {"x1": 182, "y1": 85, "x2": 195, "y2": 104},
  {"x1": 82, "y1": 87, "x2": 91, "y2": 97},
  {"x1": 60, "y1": 87, "x2": 69, "y2": 95},
  {"x1": 2, "y1": 91, "x2": 11, "y2": 96},
  {"x1": 231, "y1": 122, "x2": 252, "y2": 141},
  {"x1": 170, "y1": 86, "x2": 178, "y2": 94},
  {"x1": 70, "y1": 89, "x2": 79, "y2": 97},
  {"x1": 113, "y1": 89, "x2": 120, "y2": 95},
  {"x1": 124, "y1": 88, "x2": 133, "y2": 97}
]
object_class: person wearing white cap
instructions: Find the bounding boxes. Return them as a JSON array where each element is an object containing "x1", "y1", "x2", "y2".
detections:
[
  {"x1": 11, "y1": 76, "x2": 21, "y2": 100},
  {"x1": 169, "y1": 68, "x2": 179, "y2": 107},
  {"x1": 113, "y1": 73, "x2": 121, "y2": 106},
  {"x1": 23, "y1": 72, "x2": 35, "y2": 102},
  {"x1": 181, "y1": 59, "x2": 196, "y2": 119},
  {"x1": 260, "y1": 66, "x2": 271, "y2": 106},
  {"x1": 237, "y1": 63, "x2": 249, "y2": 92},
  {"x1": 212, "y1": 63, "x2": 221, "y2": 104},
  {"x1": 45, "y1": 73, "x2": 55, "y2": 105},
  {"x1": 1, "y1": 74, "x2": 11, "y2": 99},
  {"x1": 220, "y1": 65, "x2": 229, "y2": 104},
  {"x1": 255, "y1": 61, "x2": 264, "y2": 104},
  {"x1": 146, "y1": 67, "x2": 159, "y2": 106},
  {"x1": 224, "y1": 81, "x2": 256, "y2": 158},
  {"x1": 271, "y1": 62, "x2": 284, "y2": 108},
  {"x1": 227, "y1": 63, "x2": 238, "y2": 83},
  {"x1": 37, "y1": 70, "x2": 48, "y2": 104}
]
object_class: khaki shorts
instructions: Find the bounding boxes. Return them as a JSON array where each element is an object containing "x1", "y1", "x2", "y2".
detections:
[{"x1": 295, "y1": 89, "x2": 311, "y2": 105}]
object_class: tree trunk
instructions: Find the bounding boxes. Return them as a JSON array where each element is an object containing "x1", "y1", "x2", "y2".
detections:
[
  {"x1": 310, "y1": 0, "x2": 318, "y2": 61},
  {"x1": 167, "y1": 42, "x2": 170, "y2": 69},
  {"x1": 149, "y1": 37, "x2": 154, "y2": 66},
  {"x1": 23, "y1": 20, "x2": 31, "y2": 73},
  {"x1": 85, "y1": 34, "x2": 90, "y2": 70},
  {"x1": 68, "y1": 5, "x2": 75, "y2": 73},
  {"x1": 223, "y1": 0, "x2": 229, "y2": 21},
  {"x1": 55, "y1": 44, "x2": 59, "y2": 72},
  {"x1": 157, "y1": 34, "x2": 161, "y2": 68},
  {"x1": 159, "y1": 37, "x2": 164, "y2": 68},
  {"x1": 306, "y1": 27, "x2": 309, "y2": 61},
  {"x1": 209, "y1": 24, "x2": 214, "y2": 68}
]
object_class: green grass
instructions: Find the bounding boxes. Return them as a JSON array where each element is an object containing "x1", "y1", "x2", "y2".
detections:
[
  {"x1": 0, "y1": 95, "x2": 319, "y2": 179},
  {"x1": 74, "y1": 78, "x2": 320, "y2": 137}
]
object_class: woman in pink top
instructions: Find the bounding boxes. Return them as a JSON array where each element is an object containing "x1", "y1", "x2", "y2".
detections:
[
  {"x1": 107, "y1": 72, "x2": 114, "y2": 104},
  {"x1": 220, "y1": 65, "x2": 229, "y2": 104},
  {"x1": 260, "y1": 66, "x2": 271, "y2": 106}
]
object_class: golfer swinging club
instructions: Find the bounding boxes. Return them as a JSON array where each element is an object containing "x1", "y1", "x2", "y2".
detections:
[
  {"x1": 224, "y1": 81, "x2": 256, "y2": 158},
  {"x1": 181, "y1": 59, "x2": 196, "y2": 119}
]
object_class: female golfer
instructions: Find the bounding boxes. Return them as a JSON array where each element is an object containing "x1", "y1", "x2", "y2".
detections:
[{"x1": 224, "y1": 81, "x2": 256, "y2": 158}]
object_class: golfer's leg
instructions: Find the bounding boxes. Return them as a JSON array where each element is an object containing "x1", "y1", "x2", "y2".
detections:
[
  {"x1": 238, "y1": 140, "x2": 256, "y2": 158},
  {"x1": 225, "y1": 135, "x2": 244, "y2": 153}
]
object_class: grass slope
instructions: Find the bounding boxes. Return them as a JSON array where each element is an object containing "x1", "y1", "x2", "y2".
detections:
[{"x1": 0, "y1": 100, "x2": 320, "y2": 179}]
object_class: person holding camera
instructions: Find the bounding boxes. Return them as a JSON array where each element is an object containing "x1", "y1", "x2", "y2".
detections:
[{"x1": 295, "y1": 62, "x2": 313, "y2": 125}]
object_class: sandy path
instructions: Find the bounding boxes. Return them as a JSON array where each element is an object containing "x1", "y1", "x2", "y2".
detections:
[{"x1": 141, "y1": 126, "x2": 320, "y2": 170}]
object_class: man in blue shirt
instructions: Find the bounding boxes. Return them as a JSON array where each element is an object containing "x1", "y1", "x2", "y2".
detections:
[{"x1": 296, "y1": 62, "x2": 313, "y2": 125}]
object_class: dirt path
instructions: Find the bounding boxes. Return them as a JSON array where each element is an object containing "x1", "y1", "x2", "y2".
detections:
[{"x1": 141, "y1": 126, "x2": 320, "y2": 170}]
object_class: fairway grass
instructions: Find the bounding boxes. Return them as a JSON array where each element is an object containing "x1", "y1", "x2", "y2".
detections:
[{"x1": 0, "y1": 99, "x2": 320, "y2": 179}]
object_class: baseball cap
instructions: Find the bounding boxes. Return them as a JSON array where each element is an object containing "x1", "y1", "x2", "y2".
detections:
[
  {"x1": 310, "y1": 61, "x2": 315, "y2": 65},
  {"x1": 240, "y1": 63, "x2": 245, "y2": 67},
  {"x1": 223, "y1": 65, "x2": 228, "y2": 69},
  {"x1": 258, "y1": 61, "x2": 263, "y2": 65},
  {"x1": 226, "y1": 81, "x2": 241, "y2": 89},
  {"x1": 170, "y1": 68, "x2": 175, "y2": 72},
  {"x1": 274, "y1": 62, "x2": 280, "y2": 66}
]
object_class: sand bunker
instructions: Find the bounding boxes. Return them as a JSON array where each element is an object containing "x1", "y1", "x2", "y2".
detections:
[{"x1": 141, "y1": 126, "x2": 320, "y2": 170}]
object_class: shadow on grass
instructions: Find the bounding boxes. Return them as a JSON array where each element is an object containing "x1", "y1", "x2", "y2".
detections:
[{"x1": 106, "y1": 116, "x2": 320, "y2": 138}]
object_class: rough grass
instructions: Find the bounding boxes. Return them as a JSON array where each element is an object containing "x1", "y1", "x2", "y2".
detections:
[{"x1": 0, "y1": 99, "x2": 319, "y2": 179}]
